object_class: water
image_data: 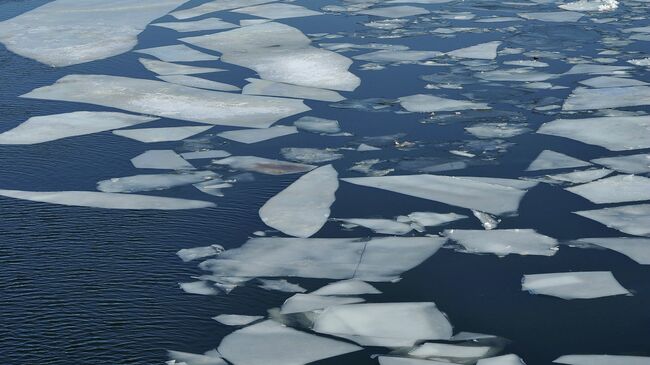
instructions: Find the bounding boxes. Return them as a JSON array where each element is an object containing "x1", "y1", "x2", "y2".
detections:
[{"x1": 1, "y1": 0, "x2": 650, "y2": 364}]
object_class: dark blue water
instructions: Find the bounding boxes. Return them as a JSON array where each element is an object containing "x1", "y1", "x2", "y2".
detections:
[{"x1": 1, "y1": 0, "x2": 650, "y2": 364}]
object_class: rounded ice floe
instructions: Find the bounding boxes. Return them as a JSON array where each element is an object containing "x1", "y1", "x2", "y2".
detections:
[
  {"x1": 212, "y1": 314, "x2": 264, "y2": 326},
  {"x1": 311, "y1": 280, "x2": 381, "y2": 296},
  {"x1": 522, "y1": 271, "x2": 631, "y2": 299}
]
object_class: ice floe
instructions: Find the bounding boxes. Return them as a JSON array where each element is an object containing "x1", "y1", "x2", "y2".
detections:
[
  {"x1": 465, "y1": 123, "x2": 531, "y2": 139},
  {"x1": 447, "y1": 41, "x2": 502, "y2": 60},
  {"x1": 281, "y1": 148, "x2": 343, "y2": 164},
  {"x1": 157, "y1": 75, "x2": 241, "y2": 92},
  {"x1": 171, "y1": 0, "x2": 274, "y2": 19},
  {"x1": 563, "y1": 86, "x2": 650, "y2": 111},
  {"x1": 0, "y1": 112, "x2": 156, "y2": 145},
  {"x1": 575, "y1": 204, "x2": 650, "y2": 236},
  {"x1": 140, "y1": 58, "x2": 224, "y2": 76},
  {"x1": 358, "y1": 6, "x2": 430, "y2": 18},
  {"x1": 177, "y1": 245, "x2": 225, "y2": 262},
  {"x1": 22, "y1": 75, "x2": 310, "y2": 128},
  {"x1": 213, "y1": 315, "x2": 263, "y2": 326},
  {"x1": 152, "y1": 18, "x2": 238, "y2": 32},
  {"x1": 444, "y1": 229, "x2": 559, "y2": 257},
  {"x1": 214, "y1": 156, "x2": 315, "y2": 175},
  {"x1": 180, "y1": 281, "x2": 220, "y2": 295},
  {"x1": 559, "y1": 0, "x2": 619, "y2": 12},
  {"x1": 294, "y1": 116, "x2": 341, "y2": 134},
  {"x1": 354, "y1": 50, "x2": 442, "y2": 63},
  {"x1": 259, "y1": 165, "x2": 338, "y2": 237},
  {"x1": 135, "y1": 44, "x2": 219, "y2": 62},
  {"x1": 522, "y1": 271, "x2": 630, "y2": 299},
  {"x1": 531, "y1": 169, "x2": 613, "y2": 185},
  {"x1": 131, "y1": 150, "x2": 194, "y2": 170},
  {"x1": 338, "y1": 218, "x2": 413, "y2": 235},
  {"x1": 518, "y1": 12, "x2": 584, "y2": 22},
  {"x1": 478, "y1": 354, "x2": 527, "y2": 365},
  {"x1": 243, "y1": 79, "x2": 345, "y2": 102},
  {"x1": 233, "y1": 3, "x2": 321, "y2": 19},
  {"x1": 566, "y1": 175, "x2": 650, "y2": 204},
  {"x1": 181, "y1": 150, "x2": 231, "y2": 160},
  {"x1": 406, "y1": 212, "x2": 468, "y2": 227},
  {"x1": 378, "y1": 357, "x2": 457, "y2": 365},
  {"x1": 311, "y1": 280, "x2": 381, "y2": 296},
  {"x1": 258, "y1": 279, "x2": 307, "y2": 293},
  {"x1": 167, "y1": 349, "x2": 227, "y2": 365},
  {"x1": 0, "y1": 0, "x2": 186, "y2": 67},
  {"x1": 114, "y1": 126, "x2": 212, "y2": 143},
  {"x1": 97, "y1": 171, "x2": 215, "y2": 193},
  {"x1": 399, "y1": 94, "x2": 490, "y2": 113},
  {"x1": 217, "y1": 126, "x2": 297, "y2": 144},
  {"x1": 574, "y1": 237, "x2": 650, "y2": 264},
  {"x1": 280, "y1": 293, "x2": 364, "y2": 314},
  {"x1": 554, "y1": 355, "x2": 650, "y2": 364},
  {"x1": 408, "y1": 342, "x2": 492, "y2": 360},
  {"x1": 592, "y1": 154, "x2": 650, "y2": 174},
  {"x1": 526, "y1": 150, "x2": 591, "y2": 171},
  {"x1": 579, "y1": 76, "x2": 648, "y2": 88}
]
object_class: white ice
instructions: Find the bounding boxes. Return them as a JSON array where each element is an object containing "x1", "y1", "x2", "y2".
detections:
[
  {"x1": 447, "y1": 41, "x2": 502, "y2": 60},
  {"x1": 526, "y1": 150, "x2": 591, "y2": 171},
  {"x1": 338, "y1": 218, "x2": 413, "y2": 235},
  {"x1": 213, "y1": 314, "x2": 263, "y2": 326},
  {"x1": 171, "y1": 0, "x2": 274, "y2": 19},
  {"x1": 131, "y1": 150, "x2": 194, "y2": 170},
  {"x1": 217, "y1": 126, "x2": 297, "y2": 144},
  {"x1": 554, "y1": 355, "x2": 650, "y2": 365},
  {"x1": 522, "y1": 271, "x2": 630, "y2": 299},
  {"x1": 379, "y1": 357, "x2": 457, "y2": 365},
  {"x1": 354, "y1": 50, "x2": 442, "y2": 63},
  {"x1": 579, "y1": 76, "x2": 647, "y2": 88},
  {"x1": 575, "y1": 204, "x2": 650, "y2": 236},
  {"x1": 152, "y1": 18, "x2": 238, "y2": 32},
  {"x1": 559, "y1": 0, "x2": 619, "y2": 12},
  {"x1": 574, "y1": 237, "x2": 650, "y2": 264},
  {"x1": 157, "y1": 75, "x2": 240, "y2": 92},
  {"x1": 214, "y1": 156, "x2": 315, "y2": 175},
  {"x1": 281, "y1": 148, "x2": 344, "y2": 164},
  {"x1": 140, "y1": 58, "x2": 224, "y2": 76},
  {"x1": 181, "y1": 150, "x2": 231, "y2": 160},
  {"x1": 444, "y1": 229, "x2": 559, "y2": 257},
  {"x1": 518, "y1": 11, "x2": 584, "y2": 22},
  {"x1": 408, "y1": 342, "x2": 491, "y2": 360},
  {"x1": 243, "y1": 78, "x2": 345, "y2": 102},
  {"x1": 97, "y1": 171, "x2": 215, "y2": 193},
  {"x1": 465, "y1": 123, "x2": 530, "y2": 139},
  {"x1": 477, "y1": 354, "x2": 527, "y2": 365},
  {"x1": 0, "y1": 111, "x2": 156, "y2": 145},
  {"x1": 177, "y1": 244, "x2": 224, "y2": 262},
  {"x1": 535, "y1": 169, "x2": 612, "y2": 185},
  {"x1": 407, "y1": 212, "x2": 468, "y2": 227},
  {"x1": 592, "y1": 154, "x2": 650, "y2": 174},
  {"x1": 311, "y1": 280, "x2": 381, "y2": 296},
  {"x1": 167, "y1": 349, "x2": 227, "y2": 365},
  {"x1": 280, "y1": 294, "x2": 364, "y2": 314},
  {"x1": 566, "y1": 175, "x2": 650, "y2": 204},
  {"x1": 399, "y1": 94, "x2": 490, "y2": 112},
  {"x1": 358, "y1": 6, "x2": 430, "y2": 18},
  {"x1": 114, "y1": 126, "x2": 212, "y2": 143},
  {"x1": 135, "y1": 44, "x2": 219, "y2": 62},
  {"x1": 258, "y1": 279, "x2": 307, "y2": 293},
  {"x1": 294, "y1": 116, "x2": 341, "y2": 134},
  {"x1": 259, "y1": 165, "x2": 338, "y2": 237},
  {"x1": 563, "y1": 86, "x2": 650, "y2": 111},
  {"x1": 232, "y1": 3, "x2": 321, "y2": 19},
  {"x1": 180, "y1": 281, "x2": 219, "y2": 295}
]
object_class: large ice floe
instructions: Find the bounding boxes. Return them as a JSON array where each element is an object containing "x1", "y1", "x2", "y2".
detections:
[
  {"x1": 170, "y1": 0, "x2": 274, "y2": 19},
  {"x1": 0, "y1": 0, "x2": 186, "y2": 67},
  {"x1": 96, "y1": 171, "x2": 215, "y2": 193},
  {"x1": 131, "y1": 150, "x2": 194, "y2": 170},
  {"x1": 522, "y1": 272, "x2": 630, "y2": 299},
  {"x1": 574, "y1": 237, "x2": 650, "y2": 264},
  {"x1": 592, "y1": 154, "x2": 650, "y2": 174},
  {"x1": 342, "y1": 175, "x2": 537, "y2": 216},
  {"x1": 217, "y1": 126, "x2": 297, "y2": 144},
  {"x1": 554, "y1": 355, "x2": 650, "y2": 364},
  {"x1": 114, "y1": 126, "x2": 212, "y2": 143},
  {"x1": 22, "y1": 75, "x2": 310, "y2": 128},
  {"x1": 526, "y1": 150, "x2": 591, "y2": 171},
  {"x1": 181, "y1": 22, "x2": 360, "y2": 91},
  {"x1": 259, "y1": 165, "x2": 338, "y2": 237},
  {"x1": 447, "y1": 41, "x2": 502, "y2": 60},
  {"x1": 399, "y1": 94, "x2": 491, "y2": 112},
  {"x1": 575, "y1": 204, "x2": 650, "y2": 237},
  {"x1": 563, "y1": 86, "x2": 650, "y2": 111},
  {"x1": 566, "y1": 175, "x2": 650, "y2": 204},
  {"x1": 135, "y1": 44, "x2": 219, "y2": 62},
  {"x1": 242, "y1": 78, "x2": 345, "y2": 102},
  {"x1": 444, "y1": 229, "x2": 559, "y2": 257}
]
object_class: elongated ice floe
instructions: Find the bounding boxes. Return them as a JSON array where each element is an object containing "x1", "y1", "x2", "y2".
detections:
[
  {"x1": 139, "y1": 58, "x2": 223, "y2": 76},
  {"x1": 554, "y1": 355, "x2": 650, "y2": 364},
  {"x1": 311, "y1": 280, "x2": 381, "y2": 296},
  {"x1": 177, "y1": 244, "x2": 224, "y2": 262},
  {"x1": 22, "y1": 75, "x2": 310, "y2": 128},
  {"x1": 477, "y1": 354, "x2": 527, "y2": 365},
  {"x1": 537, "y1": 116, "x2": 650, "y2": 151},
  {"x1": 242, "y1": 78, "x2": 345, "y2": 102},
  {"x1": 199, "y1": 236, "x2": 446, "y2": 282},
  {"x1": 114, "y1": 126, "x2": 212, "y2": 143},
  {"x1": 566, "y1": 175, "x2": 650, "y2": 204},
  {"x1": 518, "y1": 11, "x2": 584, "y2": 22},
  {"x1": 97, "y1": 171, "x2": 215, "y2": 193},
  {"x1": 152, "y1": 18, "x2": 238, "y2": 32},
  {"x1": 342, "y1": 175, "x2": 536, "y2": 216},
  {"x1": 280, "y1": 293, "x2": 364, "y2": 314},
  {"x1": 399, "y1": 94, "x2": 490, "y2": 112},
  {"x1": 522, "y1": 271, "x2": 630, "y2": 299},
  {"x1": 447, "y1": 41, "x2": 502, "y2": 60},
  {"x1": 592, "y1": 154, "x2": 650, "y2": 174},
  {"x1": 406, "y1": 212, "x2": 468, "y2": 227},
  {"x1": 181, "y1": 150, "x2": 231, "y2": 160},
  {"x1": 563, "y1": 86, "x2": 650, "y2": 110},
  {"x1": 214, "y1": 156, "x2": 315, "y2": 175},
  {"x1": 0, "y1": 190, "x2": 214, "y2": 210},
  {"x1": 168, "y1": 349, "x2": 227, "y2": 365},
  {"x1": 217, "y1": 320, "x2": 362, "y2": 365},
  {"x1": 338, "y1": 218, "x2": 413, "y2": 235},
  {"x1": 171, "y1": 0, "x2": 274, "y2": 19},
  {"x1": 213, "y1": 314, "x2": 263, "y2": 326},
  {"x1": 157, "y1": 75, "x2": 241, "y2": 92},
  {"x1": 559, "y1": 0, "x2": 619, "y2": 12},
  {"x1": 526, "y1": 150, "x2": 591, "y2": 171},
  {"x1": 217, "y1": 126, "x2": 297, "y2": 144},
  {"x1": 354, "y1": 50, "x2": 442, "y2": 63},
  {"x1": 294, "y1": 116, "x2": 341, "y2": 134},
  {"x1": 233, "y1": 3, "x2": 322, "y2": 19},
  {"x1": 579, "y1": 76, "x2": 647, "y2": 88},
  {"x1": 574, "y1": 237, "x2": 650, "y2": 264},
  {"x1": 0, "y1": 112, "x2": 157, "y2": 145},
  {"x1": 312, "y1": 302, "x2": 452, "y2": 347},
  {"x1": 281, "y1": 148, "x2": 343, "y2": 164},
  {"x1": 379, "y1": 356, "x2": 457, "y2": 365},
  {"x1": 358, "y1": 6, "x2": 430, "y2": 18},
  {"x1": 0, "y1": 0, "x2": 186, "y2": 67},
  {"x1": 532, "y1": 169, "x2": 612, "y2": 185},
  {"x1": 135, "y1": 44, "x2": 219, "y2": 62},
  {"x1": 181, "y1": 22, "x2": 360, "y2": 91},
  {"x1": 444, "y1": 229, "x2": 559, "y2": 256},
  {"x1": 575, "y1": 204, "x2": 650, "y2": 236},
  {"x1": 259, "y1": 165, "x2": 338, "y2": 237},
  {"x1": 258, "y1": 279, "x2": 307, "y2": 293},
  {"x1": 408, "y1": 342, "x2": 492, "y2": 360},
  {"x1": 131, "y1": 150, "x2": 194, "y2": 170}
]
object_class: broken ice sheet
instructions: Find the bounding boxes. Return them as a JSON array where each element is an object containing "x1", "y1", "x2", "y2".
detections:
[
  {"x1": 337, "y1": 218, "x2": 413, "y2": 235},
  {"x1": 177, "y1": 244, "x2": 225, "y2": 262},
  {"x1": 566, "y1": 175, "x2": 650, "y2": 204},
  {"x1": 157, "y1": 75, "x2": 241, "y2": 92},
  {"x1": 152, "y1": 18, "x2": 238, "y2": 32},
  {"x1": 575, "y1": 204, "x2": 650, "y2": 236},
  {"x1": 0, "y1": 112, "x2": 157, "y2": 145},
  {"x1": 280, "y1": 293, "x2": 364, "y2": 314},
  {"x1": 444, "y1": 229, "x2": 559, "y2": 256},
  {"x1": 399, "y1": 94, "x2": 490, "y2": 112},
  {"x1": 233, "y1": 3, "x2": 321, "y2": 19},
  {"x1": 217, "y1": 126, "x2": 297, "y2": 144},
  {"x1": 447, "y1": 41, "x2": 502, "y2": 60},
  {"x1": 530, "y1": 169, "x2": 612, "y2": 185},
  {"x1": 554, "y1": 355, "x2": 650, "y2": 364},
  {"x1": 592, "y1": 153, "x2": 650, "y2": 174},
  {"x1": 139, "y1": 58, "x2": 224, "y2": 76},
  {"x1": 258, "y1": 279, "x2": 307, "y2": 293},
  {"x1": 167, "y1": 349, "x2": 227, "y2": 365},
  {"x1": 0, "y1": 0, "x2": 187, "y2": 67},
  {"x1": 294, "y1": 116, "x2": 341, "y2": 134},
  {"x1": 312, "y1": 302, "x2": 452, "y2": 347},
  {"x1": 311, "y1": 280, "x2": 381, "y2": 296},
  {"x1": 342, "y1": 175, "x2": 536, "y2": 216},
  {"x1": 22, "y1": 75, "x2": 310, "y2": 128},
  {"x1": 537, "y1": 116, "x2": 650, "y2": 151},
  {"x1": 214, "y1": 156, "x2": 315, "y2": 175},
  {"x1": 217, "y1": 320, "x2": 361, "y2": 365},
  {"x1": 574, "y1": 237, "x2": 650, "y2": 264},
  {"x1": 135, "y1": 44, "x2": 219, "y2": 62},
  {"x1": 281, "y1": 148, "x2": 343, "y2": 164},
  {"x1": 213, "y1": 314, "x2": 264, "y2": 326},
  {"x1": 357, "y1": 6, "x2": 430, "y2": 18},
  {"x1": 0, "y1": 190, "x2": 215, "y2": 210},
  {"x1": 114, "y1": 126, "x2": 212, "y2": 143},
  {"x1": 97, "y1": 171, "x2": 216, "y2": 193},
  {"x1": 526, "y1": 150, "x2": 591, "y2": 171},
  {"x1": 170, "y1": 0, "x2": 274, "y2": 19},
  {"x1": 563, "y1": 86, "x2": 650, "y2": 111},
  {"x1": 131, "y1": 150, "x2": 194, "y2": 170},
  {"x1": 259, "y1": 165, "x2": 338, "y2": 237},
  {"x1": 243, "y1": 78, "x2": 344, "y2": 102},
  {"x1": 522, "y1": 271, "x2": 630, "y2": 299}
]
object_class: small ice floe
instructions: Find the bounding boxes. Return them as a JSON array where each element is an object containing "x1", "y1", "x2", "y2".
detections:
[
  {"x1": 353, "y1": 50, "x2": 442, "y2": 64},
  {"x1": 575, "y1": 204, "x2": 650, "y2": 236},
  {"x1": 97, "y1": 171, "x2": 216, "y2": 193},
  {"x1": 592, "y1": 154, "x2": 650, "y2": 174},
  {"x1": 566, "y1": 175, "x2": 650, "y2": 204},
  {"x1": 114, "y1": 126, "x2": 212, "y2": 143},
  {"x1": 477, "y1": 354, "x2": 527, "y2": 365},
  {"x1": 537, "y1": 116, "x2": 650, "y2": 151},
  {"x1": 349, "y1": 159, "x2": 394, "y2": 177},
  {"x1": 180, "y1": 281, "x2": 220, "y2": 295},
  {"x1": 518, "y1": 11, "x2": 585, "y2": 22},
  {"x1": 213, "y1": 156, "x2": 316, "y2": 175},
  {"x1": 399, "y1": 94, "x2": 490, "y2": 113},
  {"x1": 357, "y1": 144, "x2": 381, "y2": 151},
  {"x1": 563, "y1": 86, "x2": 650, "y2": 111},
  {"x1": 476, "y1": 17, "x2": 524, "y2": 23},
  {"x1": 22, "y1": 75, "x2": 310, "y2": 128},
  {"x1": 563, "y1": 64, "x2": 631, "y2": 76},
  {"x1": 177, "y1": 244, "x2": 225, "y2": 262},
  {"x1": 243, "y1": 78, "x2": 345, "y2": 102},
  {"x1": 337, "y1": 218, "x2": 413, "y2": 235},
  {"x1": 477, "y1": 68, "x2": 555, "y2": 82},
  {"x1": 472, "y1": 211, "x2": 500, "y2": 230},
  {"x1": 135, "y1": 44, "x2": 219, "y2": 62},
  {"x1": 131, "y1": 150, "x2": 194, "y2": 170},
  {"x1": 447, "y1": 41, "x2": 502, "y2": 60},
  {"x1": 0, "y1": 112, "x2": 157, "y2": 145},
  {"x1": 259, "y1": 165, "x2": 337, "y2": 237},
  {"x1": 280, "y1": 293, "x2": 365, "y2": 314},
  {"x1": 559, "y1": 0, "x2": 619, "y2": 12},
  {"x1": 504, "y1": 60, "x2": 549, "y2": 68},
  {"x1": 0, "y1": 190, "x2": 215, "y2": 210},
  {"x1": 281, "y1": 148, "x2": 344, "y2": 164},
  {"x1": 233, "y1": 3, "x2": 321, "y2": 19},
  {"x1": 181, "y1": 150, "x2": 231, "y2": 160},
  {"x1": 522, "y1": 271, "x2": 630, "y2": 299},
  {"x1": 193, "y1": 180, "x2": 232, "y2": 197},
  {"x1": 167, "y1": 349, "x2": 227, "y2": 365},
  {"x1": 157, "y1": 75, "x2": 240, "y2": 92},
  {"x1": 212, "y1": 315, "x2": 264, "y2": 326},
  {"x1": 358, "y1": 6, "x2": 430, "y2": 18},
  {"x1": 171, "y1": 0, "x2": 274, "y2": 19},
  {"x1": 408, "y1": 342, "x2": 492, "y2": 361},
  {"x1": 378, "y1": 357, "x2": 459, "y2": 364},
  {"x1": 294, "y1": 116, "x2": 342, "y2": 134},
  {"x1": 530, "y1": 169, "x2": 612, "y2": 185},
  {"x1": 311, "y1": 280, "x2": 381, "y2": 296},
  {"x1": 199, "y1": 236, "x2": 446, "y2": 282},
  {"x1": 217, "y1": 320, "x2": 362, "y2": 365},
  {"x1": 342, "y1": 175, "x2": 536, "y2": 216},
  {"x1": 526, "y1": 150, "x2": 591, "y2": 171},
  {"x1": 312, "y1": 302, "x2": 452, "y2": 347},
  {"x1": 405, "y1": 212, "x2": 468, "y2": 227},
  {"x1": 574, "y1": 237, "x2": 650, "y2": 264},
  {"x1": 152, "y1": 18, "x2": 238, "y2": 32},
  {"x1": 0, "y1": 0, "x2": 186, "y2": 67},
  {"x1": 217, "y1": 126, "x2": 297, "y2": 144},
  {"x1": 465, "y1": 123, "x2": 531, "y2": 139},
  {"x1": 579, "y1": 76, "x2": 648, "y2": 88},
  {"x1": 444, "y1": 229, "x2": 559, "y2": 256},
  {"x1": 629, "y1": 58, "x2": 650, "y2": 67},
  {"x1": 258, "y1": 279, "x2": 307, "y2": 293},
  {"x1": 139, "y1": 58, "x2": 224, "y2": 76},
  {"x1": 554, "y1": 354, "x2": 650, "y2": 364},
  {"x1": 181, "y1": 22, "x2": 360, "y2": 91}
]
